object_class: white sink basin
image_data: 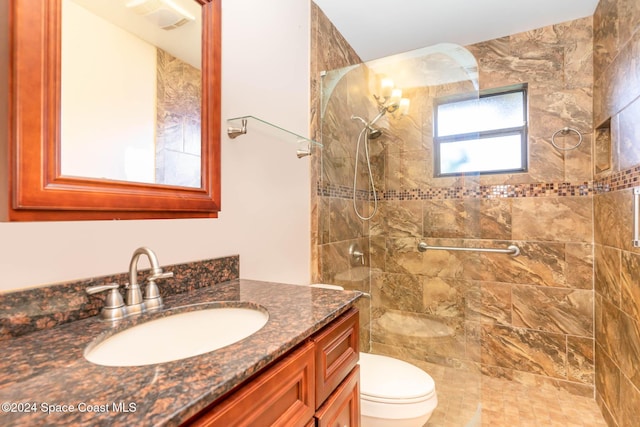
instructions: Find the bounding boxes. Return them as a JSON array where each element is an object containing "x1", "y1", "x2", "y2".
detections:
[{"x1": 85, "y1": 305, "x2": 269, "y2": 367}]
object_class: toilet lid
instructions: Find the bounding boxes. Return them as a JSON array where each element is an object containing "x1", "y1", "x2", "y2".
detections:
[{"x1": 359, "y1": 353, "x2": 436, "y2": 402}]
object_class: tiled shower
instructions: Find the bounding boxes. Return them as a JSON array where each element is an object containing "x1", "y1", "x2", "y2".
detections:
[{"x1": 311, "y1": 1, "x2": 640, "y2": 426}]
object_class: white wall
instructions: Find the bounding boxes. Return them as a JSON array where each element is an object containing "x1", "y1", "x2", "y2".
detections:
[
  {"x1": 0, "y1": 0, "x2": 311, "y2": 292},
  {"x1": 61, "y1": 0, "x2": 157, "y2": 183}
]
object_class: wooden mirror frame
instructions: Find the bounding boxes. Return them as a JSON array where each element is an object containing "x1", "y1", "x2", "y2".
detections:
[{"x1": 6, "y1": 0, "x2": 221, "y2": 221}]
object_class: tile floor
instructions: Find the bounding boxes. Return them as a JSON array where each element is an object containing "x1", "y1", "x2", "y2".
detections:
[{"x1": 421, "y1": 363, "x2": 608, "y2": 427}]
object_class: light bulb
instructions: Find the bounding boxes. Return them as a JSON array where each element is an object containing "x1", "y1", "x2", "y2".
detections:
[
  {"x1": 380, "y1": 78, "x2": 394, "y2": 98},
  {"x1": 399, "y1": 98, "x2": 410, "y2": 115},
  {"x1": 390, "y1": 89, "x2": 402, "y2": 104}
]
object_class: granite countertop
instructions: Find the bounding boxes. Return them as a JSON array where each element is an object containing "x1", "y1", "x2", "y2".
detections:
[{"x1": 0, "y1": 279, "x2": 361, "y2": 427}]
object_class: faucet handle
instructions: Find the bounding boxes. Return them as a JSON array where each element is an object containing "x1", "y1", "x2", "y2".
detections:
[
  {"x1": 87, "y1": 283, "x2": 124, "y2": 308},
  {"x1": 148, "y1": 271, "x2": 173, "y2": 281},
  {"x1": 143, "y1": 270, "x2": 172, "y2": 312},
  {"x1": 86, "y1": 283, "x2": 119, "y2": 295},
  {"x1": 86, "y1": 283, "x2": 127, "y2": 321}
]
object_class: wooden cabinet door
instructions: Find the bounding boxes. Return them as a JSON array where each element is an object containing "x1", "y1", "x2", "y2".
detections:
[
  {"x1": 187, "y1": 342, "x2": 315, "y2": 427},
  {"x1": 315, "y1": 366, "x2": 360, "y2": 427},
  {"x1": 313, "y1": 308, "x2": 360, "y2": 409}
]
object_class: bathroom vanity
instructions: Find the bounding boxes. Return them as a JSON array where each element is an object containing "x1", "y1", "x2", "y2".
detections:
[
  {"x1": 185, "y1": 307, "x2": 360, "y2": 426},
  {"x1": 0, "y1": 280, "x2": 361, "y2": 426}
]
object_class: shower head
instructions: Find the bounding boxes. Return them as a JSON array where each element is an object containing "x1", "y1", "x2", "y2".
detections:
[
  {"x1": 367, "y1": 127, "x2": 382, "y2": 139},
  {"x1": 351, "y1": 115, "x2": 383, "y2": 139}
]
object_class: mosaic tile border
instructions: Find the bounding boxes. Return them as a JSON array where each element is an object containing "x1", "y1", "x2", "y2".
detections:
[
  {"x1": 594, "y1": 164, "x2": 640, "y2": 193},
  {"x1": 318, "y1": 181, "x2": 595, "y2": 201},
  {"x1": 317, "y1": 182, "x2": 371, "y2": 199},
  {"x1": 318, "y1": 162, "x2": 640, "y2": 200}
]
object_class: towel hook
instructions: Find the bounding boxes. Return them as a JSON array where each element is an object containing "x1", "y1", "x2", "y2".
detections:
[{"x1": 551, "y1": 127, "x2": 582, "y2": 151}]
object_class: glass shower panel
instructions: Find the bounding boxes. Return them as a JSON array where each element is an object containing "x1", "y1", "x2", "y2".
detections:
[{"x1": 319, "y1": 43, "x2": 484, "y2": 426}]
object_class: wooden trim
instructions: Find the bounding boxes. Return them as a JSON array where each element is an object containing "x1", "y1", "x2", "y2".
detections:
[
  {"x1": 7, "y1": 0, "x2": 221, "y2": 220},
  {"x1": 0, "y1": 0, "x2": 10, "y2": 220}
]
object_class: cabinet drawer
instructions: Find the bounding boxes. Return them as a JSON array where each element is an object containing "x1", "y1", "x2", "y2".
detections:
[
  {"x1": 313, "y1": 308, "x2": 359, "y2": 408},
  {"x1": 188, "y1": 342, "x2": 315, "y2": 427},
  {"x1": 315, "y1": 365, "x2": 360, "y2": 427}
]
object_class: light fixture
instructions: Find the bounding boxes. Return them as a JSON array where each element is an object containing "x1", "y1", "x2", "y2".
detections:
[
  {"x1": 126, "y1": 0, "x2": 195, "y2": 30},
  {"x1": 372, "y1": 76, "x2": 409, "y2": 118}
]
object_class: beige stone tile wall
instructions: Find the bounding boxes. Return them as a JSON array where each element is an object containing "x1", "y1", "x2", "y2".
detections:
[
  {"x1": 370, "y1": 18, "x2": 595, "y2": 396},
  {"x1": 155, "y1": 49, "x2": 201, "y2": 187},
  {"x1": 310, "y1": 3, "x2": 363, "y2": 288},
  {"x1": 593, "y1": 1, "x2": 640, "y2": 425},
  {"x1": 312, "y1": 4, "x2": 599, "y2": 397},
  {"x1": 313, "y1": 1, "x2": 640, "y2": 425},
  {"x1": 313, "y1": 4, "x2": 640, "y2": 425}
]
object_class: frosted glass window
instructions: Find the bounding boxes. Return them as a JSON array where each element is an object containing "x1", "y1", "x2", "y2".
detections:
[
  {"x1": 440, "y1": 134, "x2": 523, "y2": 174},
  {"x1": 438, "y1": 92, "x2": 525, "y2": 136},
  {"x1": 434, "y1": 85, "x2": 528, "y2": 176}
]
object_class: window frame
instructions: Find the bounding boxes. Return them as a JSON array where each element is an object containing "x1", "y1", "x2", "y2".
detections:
[{"x1": 433, "y1": 84, "x2": 528, "y2": 177}]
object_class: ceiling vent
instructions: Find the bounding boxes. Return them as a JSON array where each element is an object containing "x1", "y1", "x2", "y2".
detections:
[{"x1": 126, "y1": 0, "x2": 195, "y2": 30}]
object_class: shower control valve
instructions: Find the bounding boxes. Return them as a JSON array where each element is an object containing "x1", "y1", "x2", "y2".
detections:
[{"x1": 349, "y1": 243, "x2": 366, "y2": 266}]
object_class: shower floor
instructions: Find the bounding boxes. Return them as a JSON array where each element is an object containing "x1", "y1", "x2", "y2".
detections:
[{"x1": 421, "y1": 362, "x2": 608, "y2": 427}]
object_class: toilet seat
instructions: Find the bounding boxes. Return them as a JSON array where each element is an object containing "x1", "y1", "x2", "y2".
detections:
[
  {"x1": 359, "y1": 352, "x2": 435, "y2": 400},
  {"x1": 361, "y1": 392, "x2": 436, "y2": 405}
]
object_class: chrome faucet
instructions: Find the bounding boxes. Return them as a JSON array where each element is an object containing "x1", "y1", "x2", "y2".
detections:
[
  {"x1": 86, "y1": 247, "x2": 173, "y2": 321},
  {"x1": 127, "y1": 247, "x2": 173, "y2": 313}
]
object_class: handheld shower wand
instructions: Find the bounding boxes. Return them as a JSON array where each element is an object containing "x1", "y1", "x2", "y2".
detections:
[
  {"x1": 349, "y1": 82, "x2": 408, "y2": 220},
  {"x1": 351, "y1": 121, "x2": 378, "y2": 220}
]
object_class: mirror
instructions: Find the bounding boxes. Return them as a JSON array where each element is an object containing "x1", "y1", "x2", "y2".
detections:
[
  {"x1": 6, "y1": 0, "x2": 220, "y2": 220},
  {"x1": 60, "y1": 0, "x2": 202, "y2": 188}
]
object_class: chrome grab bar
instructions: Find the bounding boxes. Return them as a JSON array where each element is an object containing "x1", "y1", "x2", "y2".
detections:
[{"x1": 417, "y1": 242, "x2": 521, "y2": 257}]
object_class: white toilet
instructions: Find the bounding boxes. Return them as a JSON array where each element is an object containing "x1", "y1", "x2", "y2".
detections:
[
  {"x1": 359, "y1": 352, "x2": 437, "y2": 427},
  {"x1": 310, "y1": 284, "x2": 438, "y2": 426}
]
